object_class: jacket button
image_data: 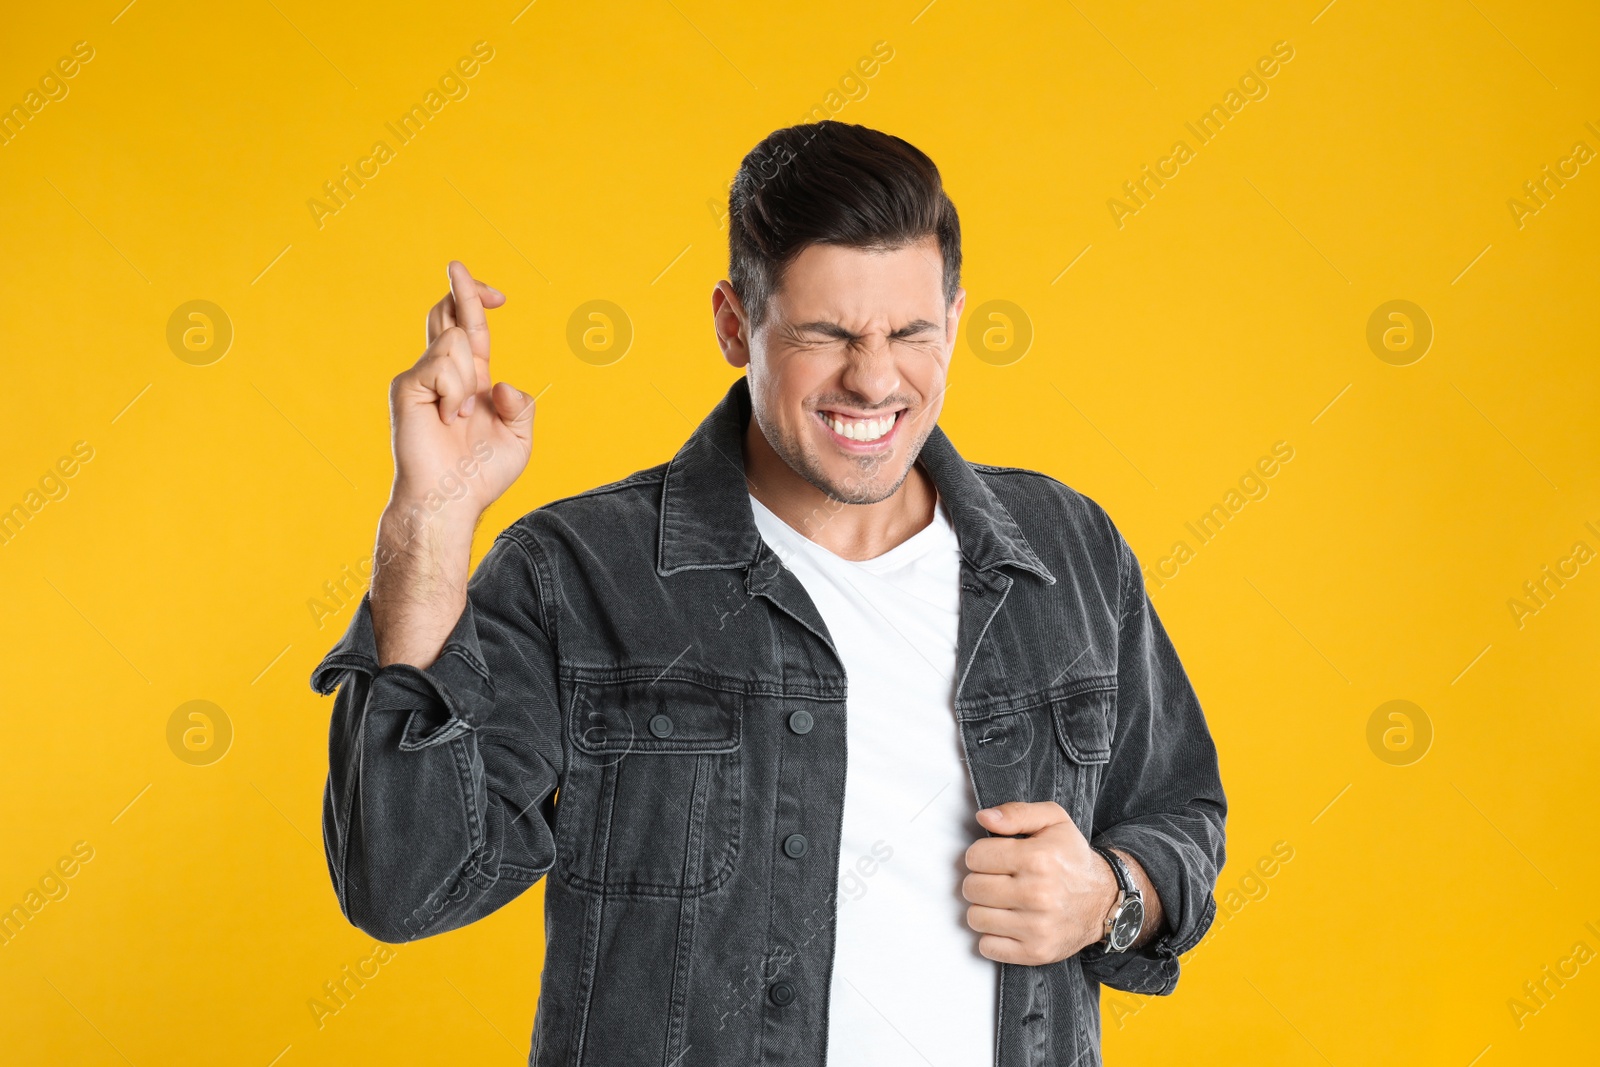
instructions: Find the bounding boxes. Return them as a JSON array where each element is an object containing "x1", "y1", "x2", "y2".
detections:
[
  {"x1": 648, "y1": 714, "x2": 674, "y2": 738},
  {"x1": 768, "y1": 980, "x2": 796, "y2": 1006},
  {"x1": 782, "y1": 833, "x2": 808, "y2": 858},
  {"x1": 788, "y1": 709, "x2": 814, "y2": 735}
]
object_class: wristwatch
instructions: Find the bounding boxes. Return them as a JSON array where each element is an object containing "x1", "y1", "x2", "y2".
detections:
[{"x1": 1091, "y1": 845, "x2": 1144, "y2": 952}]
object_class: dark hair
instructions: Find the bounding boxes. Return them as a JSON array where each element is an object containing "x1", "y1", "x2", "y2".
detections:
[{"x1": 727, "y1": 121, "x2": 961, "y2": 330}]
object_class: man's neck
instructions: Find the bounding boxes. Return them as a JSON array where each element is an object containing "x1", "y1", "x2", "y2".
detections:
[{"x1": 743, "y1": 416, "x2": 938, "y2": 562}]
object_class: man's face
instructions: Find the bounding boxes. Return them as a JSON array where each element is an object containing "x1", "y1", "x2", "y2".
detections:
[{"x1": 715, "y1": 235, "x2": 965, "y2": 505}]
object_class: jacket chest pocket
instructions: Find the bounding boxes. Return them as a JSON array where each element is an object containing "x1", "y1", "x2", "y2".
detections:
[
  {"x1": 963, "y1": 677, "x2": 1114, "y2": 831},
  {"x1": 964, "y1": 677, "x2": 1115, "y2": 833},
  {"x1": 556, "y1": 675, "x2": 743, "y2": 898},
  {"x1": 1051, "y1": 680, "x2": 1114, "y2": 834}
]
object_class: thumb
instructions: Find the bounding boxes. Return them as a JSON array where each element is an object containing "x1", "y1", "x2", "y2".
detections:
[
  {"x1": 491, "y1": 381, "x2": 536, "y2": 435},
  {"x1": 976, "y1": 800, "x2": 1071, "y2": 837}
]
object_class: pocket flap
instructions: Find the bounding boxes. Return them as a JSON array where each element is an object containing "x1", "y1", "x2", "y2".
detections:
[
  {"x1": 568, "y1": 675, "x2": 743, "y2": 755},
  {"x1": 1052, "y1": 681, "x2": 1114, "y2": 764}
]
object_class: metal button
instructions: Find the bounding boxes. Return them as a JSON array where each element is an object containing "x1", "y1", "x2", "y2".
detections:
[
  {"x1": 782, "y1": 833, "x2": 808, "y2": 858},
  {"x1": 768, "y1": 980, "x2": 796, "y2": 1007},
  {"x1": 647, "y1": 713, "x2": 674, "y2": 738},
  {"x1": 788, "y1": 709, "x2": 814, "y2": 735}
]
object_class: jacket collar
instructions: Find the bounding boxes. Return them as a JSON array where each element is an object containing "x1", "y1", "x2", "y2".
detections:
[{"x1": 657, "y1": 376, "x2": 1056, "y2": 585}]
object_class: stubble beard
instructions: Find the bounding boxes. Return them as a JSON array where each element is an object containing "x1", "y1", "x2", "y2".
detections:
[{"x1": 755, "y1": 404, "x2": 932, "y2": 506}]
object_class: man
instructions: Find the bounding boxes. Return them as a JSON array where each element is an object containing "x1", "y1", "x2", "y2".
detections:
[{"x1": 311, "y1": 120, "x2": 1225, "y2": 1066}]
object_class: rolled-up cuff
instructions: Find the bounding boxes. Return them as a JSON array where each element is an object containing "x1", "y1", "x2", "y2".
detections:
[
  {"x1": 1081, "y1": 822, "x2": 1218, "y2": 995},
  {"x1": 309, "y1": 591, "x2": 496, "y2": 749},
  {"x1": 1077, "y1": 941, "x2": 1180, "y2": 996},
  {"x1": 309, "y1": 591, "x2": 382, "y2": 695}
]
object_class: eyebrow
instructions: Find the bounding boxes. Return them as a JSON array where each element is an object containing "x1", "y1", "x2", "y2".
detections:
[{"x1": 788, "y1": 318, "x2": 944, "y2": 342}]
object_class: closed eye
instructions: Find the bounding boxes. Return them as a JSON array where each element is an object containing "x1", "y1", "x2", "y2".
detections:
[
  {"x1": 888, "y1": 319, "x2": 943, "y2": 340},
  {"x1": 787, "y1": 319, "x2": 944, "y2": 346}
]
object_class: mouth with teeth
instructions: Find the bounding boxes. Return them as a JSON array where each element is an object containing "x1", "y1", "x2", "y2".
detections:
[{"x1": 816, "y1": 407, "x2": 906, "y2": 449}]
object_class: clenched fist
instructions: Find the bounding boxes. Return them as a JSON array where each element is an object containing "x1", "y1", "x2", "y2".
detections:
[{"x1": 963, "y1": 801, "x2": 1161, "y2": 966}]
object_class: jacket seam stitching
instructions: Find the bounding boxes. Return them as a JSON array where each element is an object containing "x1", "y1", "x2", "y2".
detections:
[
  {"x1": 505, "y1": 530, "x2": 568, "y2": 779},
  {"x1": 334, "y1": 712, "x2": 365, "y2": 919}
]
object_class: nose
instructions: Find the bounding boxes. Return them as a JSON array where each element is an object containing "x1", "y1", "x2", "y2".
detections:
[{"x1": 837, "y1": 336, "x2": 901, "y2": 406}]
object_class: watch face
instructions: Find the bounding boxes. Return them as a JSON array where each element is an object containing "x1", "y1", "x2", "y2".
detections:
[{"x1": 1111, "y1": 897, "x2": 1144, "y2": 950}]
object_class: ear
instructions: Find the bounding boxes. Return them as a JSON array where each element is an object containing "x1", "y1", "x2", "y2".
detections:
[
  {"x1": 712, "y1": 281, "x2": 751, "y2": 369},
  {"x1": 945, "y1": 286, "x2": 967, "y2": 350}
]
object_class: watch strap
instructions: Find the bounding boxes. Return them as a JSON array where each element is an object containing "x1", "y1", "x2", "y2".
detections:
[
  {"x1": 1092, "y1": 844, "x2": 1136, "y2": 898},
  {"x1": 1091, "y1": 844, "x2": 1144, "y2": 952}
]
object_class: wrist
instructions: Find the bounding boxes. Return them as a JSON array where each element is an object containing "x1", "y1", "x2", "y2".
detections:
[
  {"x1": 1090, "y1": 845, "x2": 1145, "y2": 953},
  {"x1": 1095, "y1": 850, "x2": 1120, "y2": 925},
  {"x1": 371, "y1": 502, "x2": 477, "y2": 670},
  {"x1": 379, "y1": 497, "x2": 477, "y2": 558}
]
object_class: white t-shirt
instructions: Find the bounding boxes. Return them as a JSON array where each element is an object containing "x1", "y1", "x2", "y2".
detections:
[{"x1": 748, "y1": 491, "x2": 997, "y2": 1067}]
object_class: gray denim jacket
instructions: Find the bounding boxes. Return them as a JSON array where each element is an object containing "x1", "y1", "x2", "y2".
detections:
[{"x1": 310, "y1": 375, "x2": 1226, "y2": 1067}]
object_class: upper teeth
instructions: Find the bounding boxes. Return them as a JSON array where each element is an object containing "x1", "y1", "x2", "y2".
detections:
[{"x1": 825, "y1": 412, "x2": 895, "y2": 442}]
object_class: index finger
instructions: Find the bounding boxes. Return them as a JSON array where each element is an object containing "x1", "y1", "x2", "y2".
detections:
[{"x1": 447, "y1": 260, "x2": 492, "y2": 366}]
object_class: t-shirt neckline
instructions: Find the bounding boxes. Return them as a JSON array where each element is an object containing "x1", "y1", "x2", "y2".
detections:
[{"x1": 748, "y1": 490, "x2": 955, "y2": 573}]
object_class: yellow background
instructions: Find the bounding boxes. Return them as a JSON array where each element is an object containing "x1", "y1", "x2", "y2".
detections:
[{"x1": 2, "y1": 1, "x2": 1597, "y2": 1063}]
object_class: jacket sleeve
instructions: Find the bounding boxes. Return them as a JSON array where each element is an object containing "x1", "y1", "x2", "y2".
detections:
[
  {"x1": 308, "y1": 531, "x2": 565, "y2": 944},
  {"x1": 1080, "y1": 532, "x2": 1227, "y2": 995}
]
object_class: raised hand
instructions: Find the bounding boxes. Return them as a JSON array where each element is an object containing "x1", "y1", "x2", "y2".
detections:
[
  {"x1": 373, "y1": 260, "x2": 537, "y2": 668},
  {"x1": 389, "y1": 260, "x2": 535, "y2": 520}
]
